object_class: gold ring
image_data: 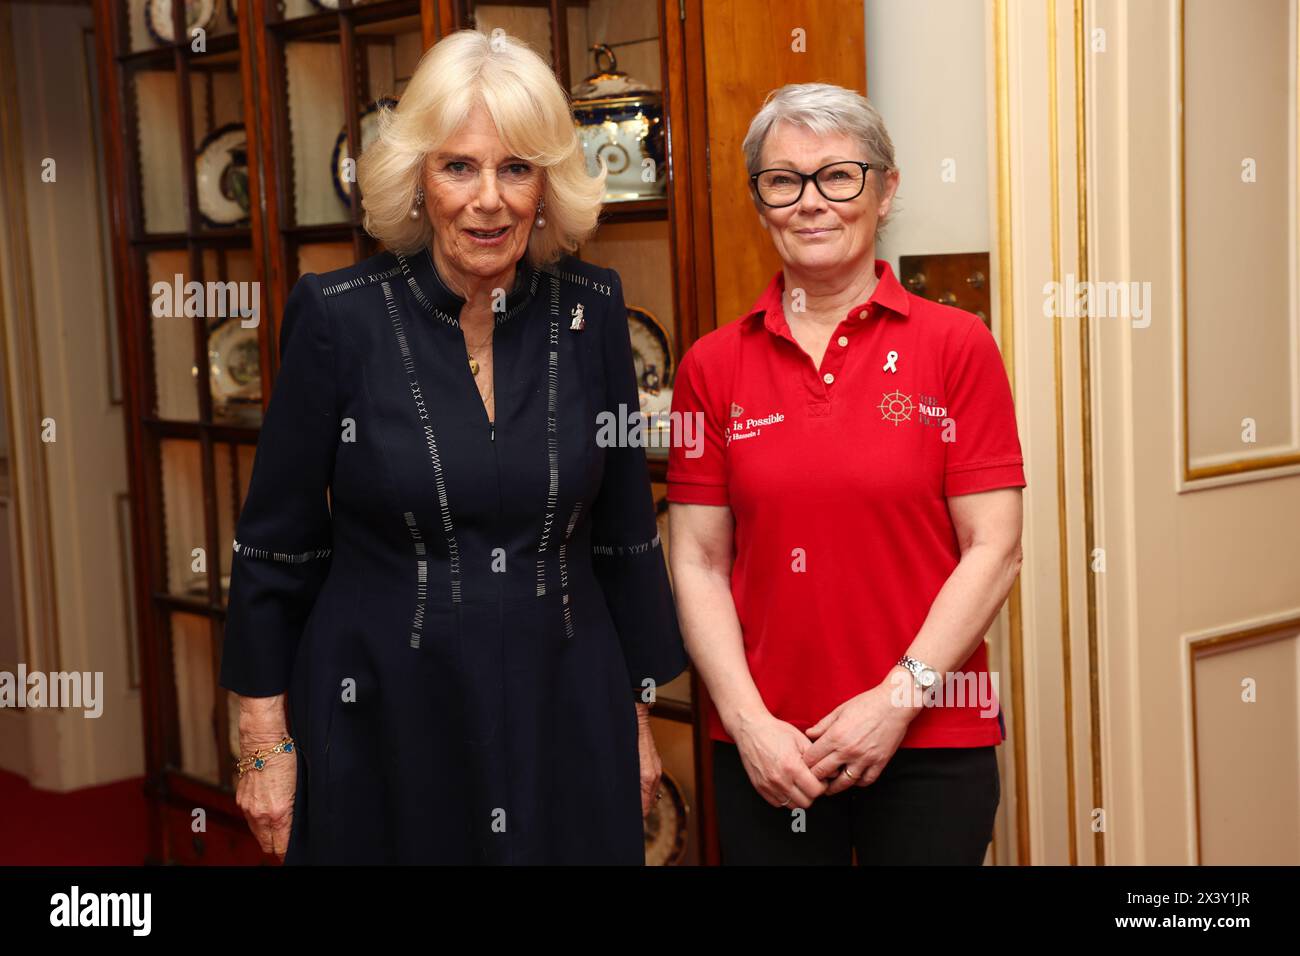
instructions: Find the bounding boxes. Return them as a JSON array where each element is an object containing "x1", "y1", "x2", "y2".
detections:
[{"x1": 843, "y1": 767, "x2": 855, "y2": 779}]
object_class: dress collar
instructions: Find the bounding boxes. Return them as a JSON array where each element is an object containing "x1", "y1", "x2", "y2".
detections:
[{"x1": 394, "y1": 246, "x2": 541, "y2": 327}]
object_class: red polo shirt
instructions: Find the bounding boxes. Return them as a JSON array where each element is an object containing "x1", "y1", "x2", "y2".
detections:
[{"x1": 667, "y1": 260, "x2": 1025, "y2": 748}]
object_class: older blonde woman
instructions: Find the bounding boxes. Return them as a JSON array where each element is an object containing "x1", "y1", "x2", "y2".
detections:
[
  {"x1": 219, "y1": 30, "x2": 685, "y2": 864},
  {"x1": 668, "y1": 84, "x2": 1024, "y2": 864}
]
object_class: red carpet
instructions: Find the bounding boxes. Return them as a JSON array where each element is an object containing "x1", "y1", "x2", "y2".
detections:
[{"x1": 0, "y1": 769, "x2": 148, "y2": 865}]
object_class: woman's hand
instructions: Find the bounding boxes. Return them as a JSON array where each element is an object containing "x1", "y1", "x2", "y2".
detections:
[
  {"x1": 734, "y1": 715, "x2": 828, "y2": 809},
  {"x1": 635, "y1": 702, "x2": 662, "y2": 818},
  {"x1": 802, "y1": 681, "x2": 917, "y2": 795},
  {"x1": 234, "y1": 694, "x2": 297, "y2": 859}
]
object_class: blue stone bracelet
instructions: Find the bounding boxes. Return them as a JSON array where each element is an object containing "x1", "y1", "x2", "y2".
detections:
[{"x1": 236, "y1": 736, "x2": 295, "y2": 778}]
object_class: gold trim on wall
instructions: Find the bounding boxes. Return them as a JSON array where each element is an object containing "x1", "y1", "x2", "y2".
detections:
[
  {"x1": 1048, "y1": 0, "x2": 1079, "y2": 868},
  {"x1": 993, "y1": 0, "x2": 1031, "y2": 867},
  {"x1": 1073, "y1": 0, "x2": 1106, "y2": 868},
  {"x1": 1178, "y1": 0, "x2": 1300, "y2": 481},
  {"x1": 1187, "y1": 615, "x2": 1300, "y2": 864}
]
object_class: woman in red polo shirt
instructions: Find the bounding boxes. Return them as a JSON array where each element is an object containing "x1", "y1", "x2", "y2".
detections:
[{"x1": 667, "y1": 83, "x2": 1025, "y2": 865}]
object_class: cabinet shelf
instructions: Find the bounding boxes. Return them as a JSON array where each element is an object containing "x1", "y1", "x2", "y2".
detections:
[
  {"x1": 152, "y1": 591, "x2": 226, "y2": 618},
  {"x1": 283, "y1": 222, "x2": 358, "y2": 242},
  {"x1": 600, "y1": 197, "x2": 669, "y2": 223},
  {"x1": 130, "y1": 228, "x2": 253, "y2": 246},
  {"x1": 268, "y1": 0, "x2": 421, "y2": 38},
  {"x1": 142, "y1": 418, "x2": 263, "y2": 444}
]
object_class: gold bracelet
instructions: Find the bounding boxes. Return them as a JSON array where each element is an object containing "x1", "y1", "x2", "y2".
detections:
[{"x1": 236, "y1": 736, "x2": 296, "y2": 778}]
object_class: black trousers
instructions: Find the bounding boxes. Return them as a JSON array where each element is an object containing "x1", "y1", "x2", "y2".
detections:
[{"x1": 712, "y1": 740, "x2": 1000, "y2": 865}]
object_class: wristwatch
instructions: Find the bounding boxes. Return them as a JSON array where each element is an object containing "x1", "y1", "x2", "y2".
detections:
[{"x1": 897, "y1": 656, "x2": 939, "y2": 691}]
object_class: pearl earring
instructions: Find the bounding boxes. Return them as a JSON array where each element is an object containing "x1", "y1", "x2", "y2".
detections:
[
  {"x1": 534, "y1": 198, "x2": 546, "y2": 229},
  {"x1": 409, "y1": 185, "x2": 424, "y2": 221}
]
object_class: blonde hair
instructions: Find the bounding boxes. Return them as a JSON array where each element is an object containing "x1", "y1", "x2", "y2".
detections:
[{"x1": 357, "y1": 29, "x2": 605, "y2": 265}]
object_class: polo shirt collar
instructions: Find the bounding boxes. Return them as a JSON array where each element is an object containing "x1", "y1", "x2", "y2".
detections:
[
  {"x1": 395, "y1": 246, "x2": 541, "y2": 328},
  {"x1": 748, "y1": 258, "x2": 911, "y2": 338}
]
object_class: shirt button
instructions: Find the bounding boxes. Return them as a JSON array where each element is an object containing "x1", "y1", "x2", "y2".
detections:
[
  {"x1": 857, "y1": 309, "x2": 869, "y2": 320},
  {"x1": 823, "y1": 372, "x2": 835, "y2": 384},
  {"x1": 837, "y1": 335, "x2": 849, "y2": 347}
]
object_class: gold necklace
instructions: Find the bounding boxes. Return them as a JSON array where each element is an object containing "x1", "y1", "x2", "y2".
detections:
[{"x1": 464, "y1": 323, "x2": 493, "y2": 376}]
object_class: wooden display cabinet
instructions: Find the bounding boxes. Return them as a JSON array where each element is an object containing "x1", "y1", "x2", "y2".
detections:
[{"x1": 95, "y1": 0, "x2": 864, "y2": 866}]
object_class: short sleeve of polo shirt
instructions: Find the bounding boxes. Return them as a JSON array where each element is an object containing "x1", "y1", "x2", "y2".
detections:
[
  {"x1": 666, "y1": 347, "x2": 729, "y2": 505},
  {"x1": 943, "y1": 318, "x2": 1026, "y2": 497}
]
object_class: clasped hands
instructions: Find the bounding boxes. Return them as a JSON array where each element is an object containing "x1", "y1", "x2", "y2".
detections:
[{"x1": 735, "y1": 681, "x2": 918, "y2": 810}]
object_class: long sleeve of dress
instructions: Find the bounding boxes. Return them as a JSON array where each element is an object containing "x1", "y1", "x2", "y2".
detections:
[
  {"x1": 589, "y1": 268, "x2": 688, "y2": 693},
  {"x1": 219, "y1": 274, "x2": 338, "y2": 698}
]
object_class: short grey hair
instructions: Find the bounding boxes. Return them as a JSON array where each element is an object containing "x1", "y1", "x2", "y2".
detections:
[{"x1": 742, "y1": 83, "x2": 897, "y2": 229}]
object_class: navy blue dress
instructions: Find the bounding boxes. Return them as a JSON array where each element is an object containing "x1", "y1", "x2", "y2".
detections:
[{"x1": 218, "y1": 247, "x2": 687, "y2": 864}]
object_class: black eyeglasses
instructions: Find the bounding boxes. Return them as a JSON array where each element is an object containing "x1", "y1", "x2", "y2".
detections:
[{"x1": 749, "y1": 160, "x2": 887, "y2": 208}]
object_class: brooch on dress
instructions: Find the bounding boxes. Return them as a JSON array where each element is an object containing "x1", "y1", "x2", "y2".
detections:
[{"x1": 569, "y1": 303, "x2": 585, "y2": 332}]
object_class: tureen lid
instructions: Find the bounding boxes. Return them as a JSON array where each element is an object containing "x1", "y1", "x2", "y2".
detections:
[{"x1": 570, "y1": 44, "x2": 659, "y2": 100}]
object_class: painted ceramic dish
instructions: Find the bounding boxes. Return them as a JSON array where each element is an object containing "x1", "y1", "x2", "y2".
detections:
[
  {"x1": 196, "y1": 123, "x2": 250, "y2": 227},
  {"x1": 332, "y1": 97, "x2": 398, "y2": 205},
  {"x1": 643, "y1": 770, "x2": 688, "y2": 866},
  {"x1": 145, "y1": 0, "x2": 216, "y2": 45}
]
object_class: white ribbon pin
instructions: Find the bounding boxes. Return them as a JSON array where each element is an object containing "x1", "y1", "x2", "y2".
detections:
[{"x1": 882, "y1": 350, "x2": 899, "y2": 373}]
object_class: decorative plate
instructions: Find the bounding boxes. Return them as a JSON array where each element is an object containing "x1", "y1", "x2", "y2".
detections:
[
  {"x1": 643, "y1": 769, "x2": 688, "y2": 866},
  {"x1": 627, "y1": 304, "x2": 672, "y2": 390},
  {"x1": 196, "y1": 123, "x2": 250, "y2": 227},
  {"x1": 331, "y1": 97, "x2": 398, "y2": 205},
  {"x1": 145, "y1": 0, "x2": 216, "y2": 45},
  {"x1": 208, "y1": 315, "x2": 261, "y2": 405}
]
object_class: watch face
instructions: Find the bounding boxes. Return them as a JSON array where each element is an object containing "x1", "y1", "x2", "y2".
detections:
[{"x1": 919, "y1": 669, "x2": 938, "y2": 688}]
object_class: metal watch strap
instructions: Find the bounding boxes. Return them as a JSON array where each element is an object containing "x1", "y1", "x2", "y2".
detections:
[{"x1": 897, "y1": 655, "x2": 933, "y2": 688}]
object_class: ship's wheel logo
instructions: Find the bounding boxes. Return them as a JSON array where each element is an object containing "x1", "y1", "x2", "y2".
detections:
[{"x1": 878, "y1": 390, "x2": 914, "y2": 426}]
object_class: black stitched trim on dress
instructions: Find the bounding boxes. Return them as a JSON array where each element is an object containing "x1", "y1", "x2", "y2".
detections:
[
  {"x1": 500, "y1": 270, "x2": 541, "y2": 325},
  {"x1": 233, "y1": 539, "x2": 332, "y2": 563},
  {"x1": 555, "y1": 269, "x2": 613, "y2": 297},
  {"x1": 535, "y1": 273, "x2": 561, "y2": 596},
  {"x1": 558, "y1": 501, "x2": 583, "y2": 639},
  {"x1": 383, "y1": 280, "x2": 462, "y2": 604},
  {"x1": 395, "y1": 251, "x2": 459, "y2": 327},
  {"x1": 396, "y1": 250, "x2": 541, "y2": 328},
  {"x1": 403, "y1": 511, "x2": 429, "y2": 649},
  {"x1": 591, "y1": 534, "x2": 661, "y2": 557},
  {"x1": 320, "y1": 265, "x2": 402, "y2": 297}
]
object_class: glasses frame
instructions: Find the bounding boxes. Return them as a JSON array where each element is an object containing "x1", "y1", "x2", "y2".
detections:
[{"x1": 749, "y1": 160, "x2": 888, "y2": 208}]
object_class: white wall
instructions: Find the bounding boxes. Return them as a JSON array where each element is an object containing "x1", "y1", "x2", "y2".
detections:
[{"x1": 865, "y1": 0, "x2": 991, "y2": 270}]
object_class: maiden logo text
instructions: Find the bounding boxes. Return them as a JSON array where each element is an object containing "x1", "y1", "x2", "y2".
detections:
[{"x1": 916, "y1": 393, "x2": 948, "y2": 427}]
